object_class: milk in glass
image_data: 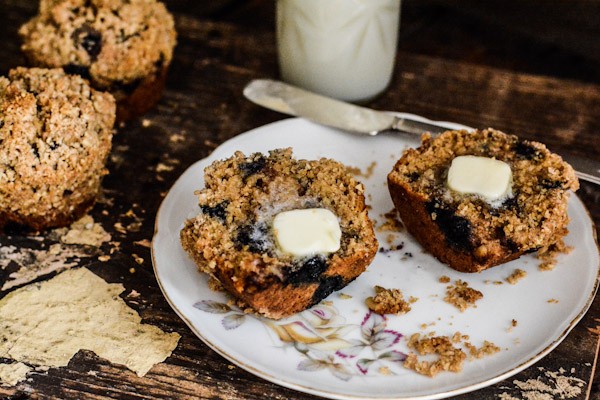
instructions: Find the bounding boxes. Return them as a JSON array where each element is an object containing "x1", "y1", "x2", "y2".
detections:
[{"x1": 277, "y1": 0, "x2": 401, "y2": 102}]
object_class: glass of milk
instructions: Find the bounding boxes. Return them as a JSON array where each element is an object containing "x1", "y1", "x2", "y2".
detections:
[{"x1": 276, "y1": 0, "x2": 401, "y2": 103}]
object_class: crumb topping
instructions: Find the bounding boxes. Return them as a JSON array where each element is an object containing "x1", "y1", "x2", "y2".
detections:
[
  {"x1": 506, "y1": 268, "x2": 527, "y2": 285},
  {"x1": 538, "y1": 239, "x2": 573, "y2": 271},
  {"x1": 404, "y1": 333, "x2": 466, "y2": 376},
  {"x1": 404, "y1": 332, "x2": 500, "y2": 377},
  {"x1": 365, "y1": 285, "x2": 414, "y2": 315},
  {"x1": 444, "y1": 280, "x2": 483, "y2": 312}
]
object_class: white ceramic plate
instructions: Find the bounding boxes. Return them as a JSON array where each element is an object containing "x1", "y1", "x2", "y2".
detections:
[{"x1": 152, "y1": 116, "x2": 599, "y2": 400}]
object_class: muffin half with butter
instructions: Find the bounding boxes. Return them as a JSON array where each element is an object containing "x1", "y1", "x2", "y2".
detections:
[
  {"x1": 387, "y1": 129, "x2": 579, "y2": 273},
  {"x1": 180, "y1": 148, "x2": 378, "y2": 319}
]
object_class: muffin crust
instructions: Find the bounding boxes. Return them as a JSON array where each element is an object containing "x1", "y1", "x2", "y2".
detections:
[{"x1": 0, "y1": 67, "x2": 115, "y2": 231}]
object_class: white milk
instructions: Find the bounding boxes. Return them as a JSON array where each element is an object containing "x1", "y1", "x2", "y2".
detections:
[{"x1": 276, "y1": 0, "x2": 401, "y2": 102}]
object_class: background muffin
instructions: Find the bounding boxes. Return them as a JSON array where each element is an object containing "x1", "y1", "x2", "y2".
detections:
[
  {"x1": 19, "y1": 0, "x2": 177, "y2": 122},
  {"x1": 0, "y1": 67, "x2": 115, "y2": 231}
]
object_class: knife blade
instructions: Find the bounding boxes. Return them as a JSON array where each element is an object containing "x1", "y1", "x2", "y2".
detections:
[
  {"x1": 243, "y1": 79, "x2": 600, "y2": 185},
  {"x1": 243, "y1": 79, "x2": 449, "y2": 136}
]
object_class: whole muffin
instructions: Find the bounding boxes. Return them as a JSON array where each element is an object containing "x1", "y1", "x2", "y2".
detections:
[
  {"x1": 19, "y1": 0, "x2": 177, "y2": 122},
  {"x1": 180, "y1": 148, "x2": 379, "y2": 319},
  {"x1": 387, "y1": 129, "x2": 579, "y2": 273},
  {"x1": 0, "y1": 67, "x2": 115, "y2": 231}
]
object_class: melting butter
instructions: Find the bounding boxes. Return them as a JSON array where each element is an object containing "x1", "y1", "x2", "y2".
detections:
[
  {"x1": 273, "y1": 208, "x2": 341, "y2": 257},
  {"x1": 447, "y1": 155, "x2": 512, "y2": 203}
]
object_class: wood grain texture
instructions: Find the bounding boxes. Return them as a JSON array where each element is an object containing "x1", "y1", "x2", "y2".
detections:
[{"x1": 1, "y1": 0, "x2": 600, "y2": 399}]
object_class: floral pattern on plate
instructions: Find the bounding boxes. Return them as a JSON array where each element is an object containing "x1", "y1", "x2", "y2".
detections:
[{"x1": 194, "y1": 300, "x2": 407, "y2": 380}]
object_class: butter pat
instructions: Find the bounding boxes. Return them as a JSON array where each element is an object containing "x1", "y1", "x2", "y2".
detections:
[
  {"x1": 447, "y1": 155, "x2": 512, "y2": 202},
  {"x1": 273, "y1": 208, "x2": 341, "y2": 256}
]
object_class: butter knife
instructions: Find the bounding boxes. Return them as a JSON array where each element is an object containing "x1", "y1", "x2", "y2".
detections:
[{"x1": 243, "y1": 79, "x2": 600, "y2": 186}]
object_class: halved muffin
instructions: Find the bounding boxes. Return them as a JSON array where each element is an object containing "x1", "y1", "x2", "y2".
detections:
[
  {"x1": 180, "y1": 148, "x2": 378, "y2": 319},
  {"x1": 387, "y1": 129, "x2": 579, "y2": 272}
]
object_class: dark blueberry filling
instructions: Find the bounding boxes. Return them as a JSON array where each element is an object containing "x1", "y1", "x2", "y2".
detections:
[
  {"x1": 505, "y1": 239, "x2": 521, "y2": 253},
  {"x1": 495, "y1": 227, "x2": 521, "y2": 253},
  {"x1": 514, "y1": 141, "x2": 541, "y2": 160},
  {"x1": 310, "y1": 275, "x2": 345, "y2": 306},
  {"x1": 407, "y1": 172, "x2": 420, "y2": 182},
  {"x1": 63, "y1": 64, "x2": 91, "y2": 80},
  {"x1": 200, "y1": 201, "x2": 228, "y2": 222},
  {"x1": 501, "y1": 196, "x2": 520, "y2": 211},
  {"x1": 286, "y1": 256, "x2": 328, "y2": 285},
  {"x1": 426, "y1": 200, "x2": 473, "y2": 251},
  {"x1": 297, "y1": 180, "x2": 310, "y2": 196},
  {"x1": 30, "y1": 142, "x2": 40, "y2": 159},
  {"x1": 239, "y1": 156, "x2": 266, "y2": 178},
  {"x1": 235, "y1": 223, "x2": 269, "y2": 253},
  {"x1": 283, "y1": 256, "x2": 347, "y2": 305},
  {"x1": 540, "y1": 179, "x2": 565, "y2": 190},
  {"x1": 490, "y1": 196, "x2": 520, "y2": 216},
  {"x1": 72, "y1": 25, "x2": 102, "y2": 60}
]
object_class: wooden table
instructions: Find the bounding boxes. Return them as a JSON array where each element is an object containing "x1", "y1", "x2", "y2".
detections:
[{"x1": 1, "y1": 0, "x2": 600, "y2": 398}]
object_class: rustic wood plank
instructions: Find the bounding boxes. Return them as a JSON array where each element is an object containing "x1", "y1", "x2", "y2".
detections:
[{"x1": 372, "y1": 52, "x2": 600, "y2": 156}]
